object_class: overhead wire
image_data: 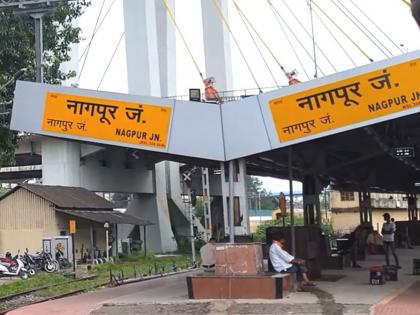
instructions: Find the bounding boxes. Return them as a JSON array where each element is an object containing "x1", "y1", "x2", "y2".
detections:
[
  {"x1": 97, "y1": 32, "x2": 125, "y2": 90},
  {"x1": 161, "y1": 0, "x2": 204, "y2": 81},
  {"x1": 212, "y1": 0, "x2": 262, "y2": 92},
  {"x1": 335, "y1": 0, "x2": 394, "y2": 57},
  {"x1": 234, "y1": 2, "x2": 279, "y2": 88},
  {"x1": 330, "y1": 0, "x2": 391, "y2": 58},
  {"x1": 348, "y1": 0, "x2": 404, "y2": 54},
  {"x1": 268, "y1": 0, "x2": 322, "y2": 78},
  {"x1": 311, "y1": 0, "x2": 374, "y2": 62},
  {"x1": 312, "y1": 9, "x2": 357, "y2": 67},
  {"x1": 78, "y1": 0, "x2": 107, "y2": 81},
  {"x1": 78, "y1": 0, "x2": 117, "y2": 63},
  {"x1": 232, "y1": 1, "x2": 303, "y2": 85},
  {"x1": 278, "y1": 0, "x2": 336, "y2": 74},
  {"x1": 232, "y1": 1, "x2": 279, "y2": 87}
]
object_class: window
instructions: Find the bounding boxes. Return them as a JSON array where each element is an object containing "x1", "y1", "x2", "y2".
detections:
[{"x1": 340, "y1": 191, "x2": 355, "y2": 201}]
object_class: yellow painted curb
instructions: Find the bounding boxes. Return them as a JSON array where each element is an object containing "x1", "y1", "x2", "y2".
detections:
[{"x1": 377, "y1": 279, "x2": 419, "y2": 305}]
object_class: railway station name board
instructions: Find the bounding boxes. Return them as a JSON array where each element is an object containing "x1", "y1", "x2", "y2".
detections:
[
  {"x1": 42, "y1": 92, "x2": 172, "y2": 149},
  {"x1": 269, "y1": 58, "x2": 420, "y2": 142}
]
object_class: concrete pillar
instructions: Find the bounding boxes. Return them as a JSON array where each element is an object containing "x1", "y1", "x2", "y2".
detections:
[
  {"x1": 123, "y1": 0, "x2": 175, "y2": 97},
  {"x1": 302, "y1": 175, "x2": 321, "y2": 225},
  {"x1": 123, "y1": 0, "x2": 160, "y2": 96},
  {"x1": 407, "y1": 193, "x2": 418, "y2": 221},
  {"x1": 126, "y1": 167, "x2": 177, "y2": 254},
  {"x1": 220, "y1": 158, "x2": 249, "y2": 238},
  {"x1": 123, "y1": 1, "x2": 177, "y2": 252},
  {"x1": 201, "y1": 0, "x2": 233, "y2": 92},
  {"x1": 42, "y1": 138, "x2": 81, "y2": 186},
  {"x1": 358, "y1": 191, "x2": 372, "y2": 224}
]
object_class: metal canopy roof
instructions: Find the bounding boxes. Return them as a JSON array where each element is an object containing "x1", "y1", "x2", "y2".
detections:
[
  {"x1": 56, "y1": 209, "x2": 154, "y2": 226},
  {"x1": 9, "y1": 50, "x2": 420, "y2": 193},
  {"x1": 247, "y1": 112, "x2": 420, "y2": 193}
]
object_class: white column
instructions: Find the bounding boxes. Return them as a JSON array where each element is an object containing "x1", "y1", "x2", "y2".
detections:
[
  {"x1": 123, "y1": 0, "x2": 178, "y2": 252},
  {"x1": 155, "y1": 0, "x2": 176, "y2": 97},
  {"x1": 123, "y1": 0, "x2": 176, "y2": 97},
  {"x1": 42, "y1": 138, "x2": 81, "y2": 186},
  {"x1": 123, "y1": 0, "x2": 161, "y2": 96},
  {"x1": 220, "y1": 159, "x2": 249, "y2": 237},
  {"x1": 201, "y1": 0, "x2": 233, "y2": 91}
]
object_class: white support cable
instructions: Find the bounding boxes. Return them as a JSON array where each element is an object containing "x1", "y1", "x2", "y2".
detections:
[
  {"x1": 279, "y1": 0, "x2": 337, "y2": 73},
  {"x1": 330, "y1": 0, "x2": 391, "y2": 58},
  {"x1": 212, "y1": 0, "x2": 262, "y2": 92},
  {"x1": 78, "y1": 0, "x2": 107, "y2": 81},
  {"x1": 78, "y1": 0, "x2": 117, "y2": 63},
  {"x1": 97, "y1": 32, "x2": 125, "y2": 90},
  {"x1": 235, "y1": 5, "x2": 280, "y2": 88},
  {"x1": 335, "y1": 0, "x2": 394, "y2": 57},
  {"x1": 268, "y1": 2, "x2": 310, "y2": 79},
  {"x1": 348, "y1": 0, "x2": 404, "y2": 54},
  {"x1": 312, "y1": 9, "x2": 357, "y2": 67},
  {"x1": 269, "y1": 0, "x2": 326, "y2": 76},
  {"x1": 308, "y1": 0, "x2": 319, "y2": 78}
]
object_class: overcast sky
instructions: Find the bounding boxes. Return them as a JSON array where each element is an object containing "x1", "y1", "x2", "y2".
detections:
[{"x1": 72, "y1": 0, "x2": 420, "y2": 194}]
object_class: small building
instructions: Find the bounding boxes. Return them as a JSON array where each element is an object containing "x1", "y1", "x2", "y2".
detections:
[
  {"x1": 329, "y1": 190, "x2": 419, "y2": 234},
  {"x1": 0, "y1": 184, "x2": 151, "y2": 256}
]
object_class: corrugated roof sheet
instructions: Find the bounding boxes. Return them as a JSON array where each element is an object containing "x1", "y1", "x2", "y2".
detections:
[
  {"x1": 56, "y1": 209, "x2": 153, "y2": 226},
  {"x1": 0, "y1": 184, "x2": 115, "y2": 210}
]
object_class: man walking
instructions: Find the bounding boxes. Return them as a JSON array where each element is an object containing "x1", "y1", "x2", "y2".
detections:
[{"x1": 381, "y1": 213, "x2": 400, "y2": 268}]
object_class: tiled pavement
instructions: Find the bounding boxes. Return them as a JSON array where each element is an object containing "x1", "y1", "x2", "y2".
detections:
[{"x1": 373, "y1": 280, "x2": 420, "y2": 315}]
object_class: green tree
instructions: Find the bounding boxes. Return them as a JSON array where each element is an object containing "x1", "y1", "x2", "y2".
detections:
[
  {"x1": 0, "y1": 187, "x2": 9, "y2": 197},
  {"x1": 253, "y1": 216, "x2": 304, "y2": 241},
  {"x1": 0, "y1": 1, "x2": 90, "y2": 166},
  {"x1": 193, "y1": 197, "x2": 204, "y2": 218},
  {"x1": 253, "y1": 215, "x2": 336, "y2": 242},
  {"x1": 247, "y1": 176, "x2": 278, "y2": 210}
]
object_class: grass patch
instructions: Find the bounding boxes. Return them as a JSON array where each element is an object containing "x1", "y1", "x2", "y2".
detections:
[
  {"x1": 0, "y1": 273, "x2": 69, "y2": 298},
  {"x1": 0, "y1": 253, "x2": 193, "y2": 299},
  {"x1": 95, "y1": 252, "x2": 194, "y2": 280}
]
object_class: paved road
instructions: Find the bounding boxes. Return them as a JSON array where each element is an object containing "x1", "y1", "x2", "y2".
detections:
[
  {"x1": 8, "y1": 248, "x2": 420, "y2": 315},
  {"x1": 7, "y1": 272, "x2": 193, "y2": 315},
  {"x1": 373, "y1": 280, "x2": 420, "y2": 315}
]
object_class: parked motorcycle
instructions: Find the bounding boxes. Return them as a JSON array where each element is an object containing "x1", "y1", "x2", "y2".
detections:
[
  {"x1": 0, "y1": 252, "x2": 29, "y2": 279},
  {"x1": 55, "y1": 248, "x2": 71, "y2": 268},
  {"x1": 24, "y1": 249, "x2": 57, "y2": 273},
  {"x1": 20, "y1": 251, "x2": 37, "y2": 277}
]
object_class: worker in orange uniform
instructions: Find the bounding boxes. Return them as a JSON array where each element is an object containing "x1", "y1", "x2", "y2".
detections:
[
  {"x1": 284, "y1": 69, "x2": 300, "y2": 85},
  {"x1": 203, "y1": 77, "x2": 223, "y2": 104}
]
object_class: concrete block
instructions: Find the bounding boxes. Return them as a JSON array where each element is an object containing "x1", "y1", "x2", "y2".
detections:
[{"x1": 215, "y1": 243, "x2": 263, "y2": 275}]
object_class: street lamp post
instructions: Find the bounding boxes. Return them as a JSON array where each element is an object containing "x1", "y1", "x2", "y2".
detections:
[{"x1": 0, "y1": 1, "x2": 70, "y2": 83}]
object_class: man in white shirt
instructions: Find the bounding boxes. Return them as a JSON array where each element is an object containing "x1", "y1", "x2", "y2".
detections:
[
  {"x1": 200, "y1": 237, "x2": 216, "y2": 272},
  {"x1": 381, "y1": 213, "x2": 400, "y2": 268},
  {"x1": 269, "y1": 232, "x2": 315, "y2": 289}
]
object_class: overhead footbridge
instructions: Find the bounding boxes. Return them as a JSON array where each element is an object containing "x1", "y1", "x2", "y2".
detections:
[{"x1": 10, "y1": 50, "x2": 420, "y2": 191}]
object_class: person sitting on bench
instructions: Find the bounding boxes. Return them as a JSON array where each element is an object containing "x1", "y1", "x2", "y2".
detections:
[
  {"x1": 200, "y1": 237, "x2": 216, "y2": 272},
  {"x1": 269, "y1": 232, "x2": 316, "y2": 290}
]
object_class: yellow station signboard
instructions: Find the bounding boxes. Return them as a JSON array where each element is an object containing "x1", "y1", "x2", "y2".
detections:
[
  {"x1": 269, "y1": 58, "x2": 420, "y2": 142},
  {"x1": 42, "y1": 92, "x2": 172, "y2": 149}
]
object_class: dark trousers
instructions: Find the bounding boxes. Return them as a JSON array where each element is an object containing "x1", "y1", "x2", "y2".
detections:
[
  {"x1": 284, "y1": 263, "x2": 307, "y2": 281},
  {"x1": 383, "y1": 241, "x2": 399, "y2": 266},
  {"x1": 413, "y1": 0, "x2": 420, "y2": 28}
]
